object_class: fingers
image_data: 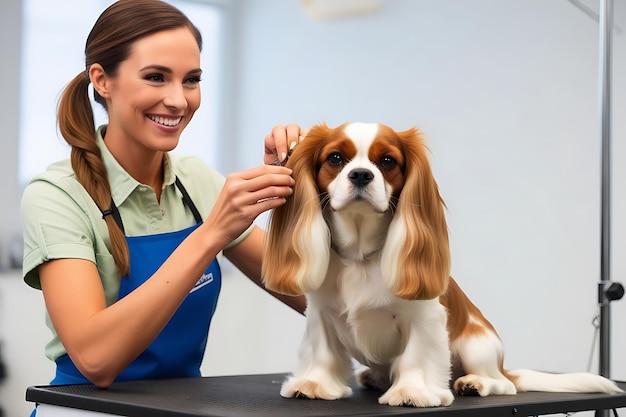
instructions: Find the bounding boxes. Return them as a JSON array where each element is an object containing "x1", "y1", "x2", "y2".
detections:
[
  {"x1": 253, "y1": 194, "x2": 291, "y2": 213},
  {"x1": 285, "y1": 123, "x2": 301, "y2": 149},
  {"x1": 264, "y1": 124, "x2": 305, "y2": 165},
  {"x1": 205, "y1": 166, "x2": 295, "y2": 245},
  {"x1": 238, "y1": 167, "x2": 294, "y2": 207},
  {"x1": 236, "y1": 164, "x2": 293, "y2": 182}
]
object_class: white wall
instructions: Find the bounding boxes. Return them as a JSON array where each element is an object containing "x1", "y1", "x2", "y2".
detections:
[
  {"x1": 1, "y1": 0, "x2": 626, "y2": 416},
  {"x1": 0, "y1": 0, "x2": 32, "y2": 414},
  {"x1": 0, "y1": 0, "x2": 23, "y2": 268},
  {"x1": 232, "y1": 0, "x2": 626, "y2": 379}
]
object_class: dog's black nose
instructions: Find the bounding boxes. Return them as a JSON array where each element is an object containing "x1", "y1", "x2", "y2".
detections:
[{"x1": 348, "y1": 168, "x2": 374, "y2": 187}]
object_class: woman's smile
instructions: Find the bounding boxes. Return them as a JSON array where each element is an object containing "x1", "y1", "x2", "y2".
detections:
[{"x1": 147, "y1": 114, "x2": 184, "y2": 128}]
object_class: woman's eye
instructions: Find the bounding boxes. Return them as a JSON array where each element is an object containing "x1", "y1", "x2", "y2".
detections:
[
  {"x1": 185, "y1": 76, "x2": 202, "y2": 84},
  {"x1": 145, "y1": 74, "x2": 164, "y2": 82},
  {"x1": 380, "y1": 155, "x2": 397, "y2": 170},
  {"x1": 327, "y1": 152, "x2": 344, "y2": 166}
]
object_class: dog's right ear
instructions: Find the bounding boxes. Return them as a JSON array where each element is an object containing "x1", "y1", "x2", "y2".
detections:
[{"x1": 262, "y1": 128, "x2": 331, "y2": 295}]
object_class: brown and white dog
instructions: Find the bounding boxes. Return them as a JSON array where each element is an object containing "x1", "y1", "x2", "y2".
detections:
[{"x1": 262, "y1": 122, "x2": 621, "y2": 407}]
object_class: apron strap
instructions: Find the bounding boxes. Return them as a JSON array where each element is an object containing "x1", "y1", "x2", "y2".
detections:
[{"x1": 175, "y1": 177, "x2": 203, "y2": 224}]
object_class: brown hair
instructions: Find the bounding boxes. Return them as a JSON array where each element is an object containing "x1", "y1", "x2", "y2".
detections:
[{"x1": 57, "y1": 0, "x2": 202, "y2": 276}]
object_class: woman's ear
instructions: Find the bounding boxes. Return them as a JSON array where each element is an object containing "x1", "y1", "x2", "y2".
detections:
[{"x1": 88, "y1": 63, "x2": 111, "y2": 99}]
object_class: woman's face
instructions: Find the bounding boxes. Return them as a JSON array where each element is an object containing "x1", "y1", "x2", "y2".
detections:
[{"x1": 101, "y1": 27, "x2": 202, "y2": 155}]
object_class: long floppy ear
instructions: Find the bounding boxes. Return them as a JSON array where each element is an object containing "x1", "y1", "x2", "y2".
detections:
[
  {"x1": 262, "y1": 128, "x2": 331, "y2": 295},
  {"x1": 381, "y1": 127, "x2": 450, "y2": 300}
]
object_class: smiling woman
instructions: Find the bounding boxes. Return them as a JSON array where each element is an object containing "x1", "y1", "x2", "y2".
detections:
[{"x1": 18, "y1": 0, "x2": 225, "y2": 186}]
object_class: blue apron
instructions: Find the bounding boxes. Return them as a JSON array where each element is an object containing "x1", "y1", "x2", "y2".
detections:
[{"x1": 51, "y1": 177, "x2": 221, "y2": 384}]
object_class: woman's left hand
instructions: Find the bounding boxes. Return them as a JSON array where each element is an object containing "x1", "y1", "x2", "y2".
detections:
[{"x1": 264, "y1": 124, "x2": 306, "y2": 166}]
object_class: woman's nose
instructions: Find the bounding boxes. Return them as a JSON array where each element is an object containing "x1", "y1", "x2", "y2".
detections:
[{"x1": 163, "y1": 84, "x2": 188, "y2": 110}]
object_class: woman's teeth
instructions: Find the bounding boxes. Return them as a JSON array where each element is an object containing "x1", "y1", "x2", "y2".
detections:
[{"x1": 148, "y1": 115, "x2": 182, "y2": 127}]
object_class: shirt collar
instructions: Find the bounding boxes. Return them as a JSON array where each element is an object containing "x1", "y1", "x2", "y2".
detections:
[{"x1": 96, "y1": 125, "x2": 176, "y2": 206}]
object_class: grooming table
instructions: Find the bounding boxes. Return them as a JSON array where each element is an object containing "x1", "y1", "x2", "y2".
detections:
[{"x1": 26, "y1": 373, "x2": 626, "y2": 417}]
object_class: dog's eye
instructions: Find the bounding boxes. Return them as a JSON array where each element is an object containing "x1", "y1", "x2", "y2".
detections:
[
  {"x1": 380, "y1": 155, "x2": 397, "y2": 170},
  {"x1": 327, "y1": 152, "x2": 344, "y2": 166}
]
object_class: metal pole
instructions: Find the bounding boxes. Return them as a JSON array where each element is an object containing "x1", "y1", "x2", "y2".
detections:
[
  {"x1": 596, "y1": 1, "x2": 613, "y2": 416},
  {"x1": 598, "y1": 0, "x2": 613, "y2": 379}
]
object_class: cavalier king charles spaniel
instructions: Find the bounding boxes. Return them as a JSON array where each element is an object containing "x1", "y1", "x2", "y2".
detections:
[{"x1": 262, "y1": 122, "x2": 621, "y2": 407}]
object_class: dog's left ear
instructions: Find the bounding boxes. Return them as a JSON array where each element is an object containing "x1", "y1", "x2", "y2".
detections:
[{"x1": 381, "y1": 127, "x2": 450, "y2": 300}]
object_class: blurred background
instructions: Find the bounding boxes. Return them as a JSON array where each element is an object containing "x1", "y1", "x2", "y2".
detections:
[{"x1": 0, "y1": 0, "x2": 625, "y2": 415}]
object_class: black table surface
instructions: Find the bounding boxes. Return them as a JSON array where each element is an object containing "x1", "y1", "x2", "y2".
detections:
[{"x1": 26, "y1": 373, "x2": 626, "y2": 417}]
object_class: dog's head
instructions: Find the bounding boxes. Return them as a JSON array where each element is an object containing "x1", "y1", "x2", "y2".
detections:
[{"x1": 262, "y1": 122, "x2": 450, "y2": 300}]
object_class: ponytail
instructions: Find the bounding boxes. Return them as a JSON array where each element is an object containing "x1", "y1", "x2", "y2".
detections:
[{"x1": 57, "y1": 71, "x2": 130, "y2": 276}]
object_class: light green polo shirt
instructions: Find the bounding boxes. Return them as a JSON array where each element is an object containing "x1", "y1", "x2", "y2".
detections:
[{"x1": 21, "y1": 125, "x2": 251, "y2": 362}]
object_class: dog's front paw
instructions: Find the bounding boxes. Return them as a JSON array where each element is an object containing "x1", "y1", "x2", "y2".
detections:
[
  {"x1": 379, "y1": 385, "x2": 454, "y2": 408},
  {"x1": 280, "y1": 375, "x2": 352, "y2": 400}
]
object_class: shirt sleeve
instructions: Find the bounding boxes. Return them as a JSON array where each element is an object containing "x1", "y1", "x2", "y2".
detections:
[{"x1": 21, "y1": 176, "x2": 99, "y2": 289}]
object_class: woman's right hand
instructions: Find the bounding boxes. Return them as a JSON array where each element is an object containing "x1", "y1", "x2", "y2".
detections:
[{"x1": 205, "y1": 164, "x2": 294, "y2": 246}]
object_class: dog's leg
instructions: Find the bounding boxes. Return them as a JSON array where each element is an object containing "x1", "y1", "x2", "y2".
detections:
[
  {"x1": 451, "y1": 326, "x2": 517, "y2": 396},
  {"x1": 378, "y1": 299, "x2": 454, "y2": 407},
  {"x1": 280, "y1": 305, "x2": 353, "y2": 400}
]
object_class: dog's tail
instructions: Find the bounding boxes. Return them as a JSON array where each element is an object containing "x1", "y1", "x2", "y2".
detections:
[{"x1": 508, "y1": 369, "x2": 623, "y2": 394}]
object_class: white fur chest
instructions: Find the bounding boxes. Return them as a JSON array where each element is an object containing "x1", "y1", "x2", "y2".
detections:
[{"x1": 310, "y1": 251, "x2": 412, "y2": 369}]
